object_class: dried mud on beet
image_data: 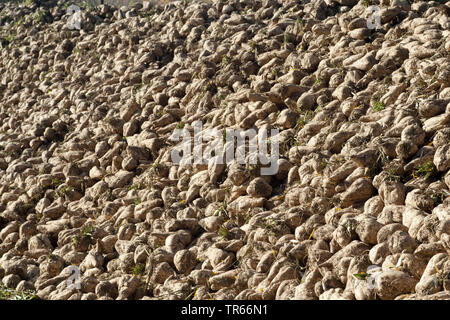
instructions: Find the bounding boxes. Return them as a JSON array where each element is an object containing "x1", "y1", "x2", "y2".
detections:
[{"x1": 0, "y1": 0, "x2": 450, "y2": 300}]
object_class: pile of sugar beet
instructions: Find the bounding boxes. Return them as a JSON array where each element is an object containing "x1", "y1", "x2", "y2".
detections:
[{"x1": 0, "y1": 0, "x2": 449, "y2": 300}]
